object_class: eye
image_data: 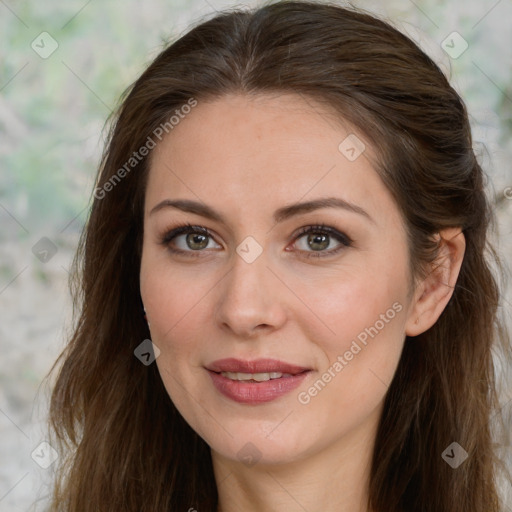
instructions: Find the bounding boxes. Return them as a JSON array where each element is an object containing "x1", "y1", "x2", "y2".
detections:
[
  {"x1": 159, "y1": 222, "x2": 353, "y2": 259},
  {"x1": 291, "y1": 224, "x2": 352, "y2": 258},
  {"x1": 160, "y1": 223, "x2": 221, "y2": 256}
]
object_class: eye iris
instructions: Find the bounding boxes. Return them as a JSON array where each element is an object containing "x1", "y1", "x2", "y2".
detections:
[
  {"x1": 187, "y1": 233, "x2": 208, "y2": 250},
  {"x1": 307, "y1": 233, "x2": 329, "y2": 251}
]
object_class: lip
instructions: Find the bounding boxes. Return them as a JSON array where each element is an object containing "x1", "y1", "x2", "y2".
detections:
[
  {"x1": 205, "y1": 358, "x2": 312, "y2": 404},
  {"x1": 206, "y1": 358, "x2": 311, "y2": 375}
]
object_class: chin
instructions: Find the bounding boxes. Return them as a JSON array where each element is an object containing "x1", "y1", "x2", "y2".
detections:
[{"x1": 207, "y1": 427, "x2": 313, "y2": 468}]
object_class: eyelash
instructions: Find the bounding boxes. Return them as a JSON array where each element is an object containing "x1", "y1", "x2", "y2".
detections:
[{"x1": 159, "y1": 222, "x2": 353, "y2": 259}]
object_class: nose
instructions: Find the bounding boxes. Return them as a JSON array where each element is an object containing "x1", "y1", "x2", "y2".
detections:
[{"x1": 213, "y1": 247, "x2": 287, "y2": 339}]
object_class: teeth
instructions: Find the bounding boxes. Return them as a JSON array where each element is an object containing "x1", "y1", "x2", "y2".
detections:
[{"x1": 220, "y1": 371, "x2": 293, "y2": 381}]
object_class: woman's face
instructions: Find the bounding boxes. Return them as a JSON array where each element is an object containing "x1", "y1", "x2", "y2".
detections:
[{"x1": 140, "y1": 93, "x2": 418, "y2": 466}]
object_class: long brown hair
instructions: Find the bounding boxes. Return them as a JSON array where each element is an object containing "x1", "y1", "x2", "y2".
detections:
[{"x1": 47, "y1": 1, "x2": 511, "y2": 510}]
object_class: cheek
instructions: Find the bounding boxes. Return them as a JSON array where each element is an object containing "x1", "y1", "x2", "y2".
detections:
[
  {"x1": 140, "y1": 248, "x2": 211, "y2": 341},
  {"x1": 292, "y1": 254, "x2": 409, "y2": 408},
  {"x1": 299, "y1": 260, "x2": 408, "y2": 354},
  {"x1": 140, "y1": 259, "x2": 209, "y2": 418}
]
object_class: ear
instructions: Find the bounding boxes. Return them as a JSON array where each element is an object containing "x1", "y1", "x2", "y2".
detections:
[{"x1": 405, "y1": 227, "x2": 466, "y2": 337}]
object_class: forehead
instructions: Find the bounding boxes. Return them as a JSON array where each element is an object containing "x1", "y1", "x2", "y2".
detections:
[{"x1": 145, "y1": 92, "x2": 397, "y2": 228}]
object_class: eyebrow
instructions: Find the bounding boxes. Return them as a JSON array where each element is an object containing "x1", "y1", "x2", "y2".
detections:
[{"x1": 149, "y1": 196, "x2": 374, "y2": 224}]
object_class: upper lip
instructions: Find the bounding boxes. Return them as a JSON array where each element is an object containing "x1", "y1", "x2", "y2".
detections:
[{"x1": 206, "y1": 358, "x2": 311, "y2": 375}]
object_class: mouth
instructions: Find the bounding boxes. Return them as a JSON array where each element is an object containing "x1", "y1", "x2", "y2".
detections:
[{"x1": 205, "y1": 358, "x2": 312, "y2": 404}]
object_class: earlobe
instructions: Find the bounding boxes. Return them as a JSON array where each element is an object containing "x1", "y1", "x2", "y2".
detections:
[{"x1": 405, "y1": 227, "x2": 466, "y2": 337}]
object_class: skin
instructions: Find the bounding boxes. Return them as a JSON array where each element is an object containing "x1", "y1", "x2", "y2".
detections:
[{"x1": 139, "y1": 93, "x2": 466, "y2": 512}]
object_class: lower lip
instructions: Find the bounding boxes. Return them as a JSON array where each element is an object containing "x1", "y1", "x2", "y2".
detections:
[{"x1": 207, "y1": 370, "x2": 311, "y2": 404}]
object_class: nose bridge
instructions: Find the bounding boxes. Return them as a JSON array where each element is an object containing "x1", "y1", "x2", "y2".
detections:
[
  {"x1": 214, "y1": 242, "x2": 286, "y2": 335},
  {"x1": 223, "y1": 244, "x2": 271, "y2": 307}
]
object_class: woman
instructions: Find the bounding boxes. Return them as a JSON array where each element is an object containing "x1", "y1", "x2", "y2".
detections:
[{"x1": 47, "y1": 1, "x2": 511, "y2": 510}]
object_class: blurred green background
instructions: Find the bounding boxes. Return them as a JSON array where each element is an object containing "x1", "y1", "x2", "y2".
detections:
[{"x1": 1, "y1": 0, "x2": 512, "y2": 244}]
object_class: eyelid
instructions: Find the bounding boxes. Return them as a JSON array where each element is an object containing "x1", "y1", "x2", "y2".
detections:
[
  {"x1": 159, "y1": 222, "x2": 353, "y2": 258},
  {"x1": 292, "y1": 223, "x2": 352, "y2": 246},
  {"x1": 289, "y1": 223, "x2": 352, "y2": 258},
  {"x1": 160, "y1": 223, "x2": 211, "y2": 244},
  {"x1": 160, "y1": 223, "x2": 222, "y2": 254}
]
